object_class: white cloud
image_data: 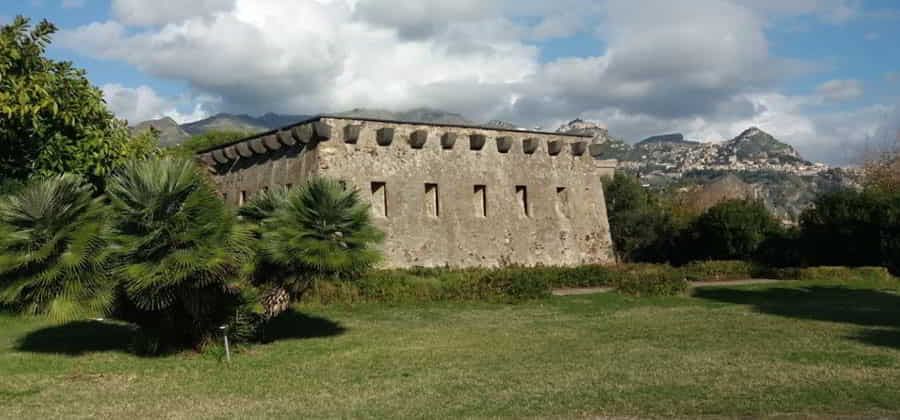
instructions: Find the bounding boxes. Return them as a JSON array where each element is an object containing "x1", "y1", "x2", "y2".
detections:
[
  {"x1": 352, "y1": 0, "x2": 503, "y2": 39},
  {"x1": 111, "y1": 0, "x2": 236, "y2": 26},
  {"x1": 59, "y1": 0, "x2": 889, "y2": 164},
  {"x1": 816, "y1": 79, "x2": 863, "y2": 102},
  {"x1": 63, "y1": 0, "x2": 537, "y2": 117},
  {"x1": 102, "y1": 84, "x2": 209, "y2": 124}
]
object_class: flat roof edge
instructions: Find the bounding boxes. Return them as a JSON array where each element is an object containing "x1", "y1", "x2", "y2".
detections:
[{"x1": 194, "y1": 114, "x2": 593, "y2": 155}]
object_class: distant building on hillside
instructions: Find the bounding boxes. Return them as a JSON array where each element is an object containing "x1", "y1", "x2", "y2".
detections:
[{"x1": 196, "y1": 115, "x2": 617, "y2": 268}]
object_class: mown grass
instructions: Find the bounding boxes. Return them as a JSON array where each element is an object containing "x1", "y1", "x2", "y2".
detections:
[{"x1": 3, "y1": 276, "x2": 900, "y2": 419}]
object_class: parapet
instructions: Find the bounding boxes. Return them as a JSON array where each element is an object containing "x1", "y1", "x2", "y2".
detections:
[{"x1": 195, "y1": 115, "x2": 615, "y2": 168}]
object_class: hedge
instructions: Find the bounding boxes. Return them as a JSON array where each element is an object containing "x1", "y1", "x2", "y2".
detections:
[
  {"x1": 295, "y1": 262, "x2": 899, "y2": 306},
  {"x1": 299, "y1": 264, "x2": 692, "y2": 305}
]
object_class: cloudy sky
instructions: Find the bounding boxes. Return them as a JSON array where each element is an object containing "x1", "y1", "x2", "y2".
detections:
[{"x1": 4, "y1": 0, "x2": 900, "y2": 164}]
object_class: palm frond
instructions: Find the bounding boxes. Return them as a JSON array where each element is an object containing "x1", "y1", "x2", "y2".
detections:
[
  {"x1": 107, "y1": 157, "x2": 257, "y2": 351},
  {"x1": 0, "y1": 174, "x2": 115, "y2": 321}
]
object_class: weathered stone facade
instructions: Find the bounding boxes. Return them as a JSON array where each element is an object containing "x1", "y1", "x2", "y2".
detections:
[{"x1": 197, "y1": 116, "x2": 617, "y2": 268}]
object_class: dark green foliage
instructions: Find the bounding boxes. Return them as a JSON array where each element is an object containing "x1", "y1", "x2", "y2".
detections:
[
  {"x1": 259, "y1": 180, "x2": 380, "y2": 279},
  {"x1": 760, "y1": 266, "x2": 895, "y2": 283},
  {"x1": 166, "y1": 131, "x2": 250, "y2": 158},
  {"x1": 0, "y1": 179, "x2": 24, "y2": 196},
  {"x1": 0, "y1": 175, "x2": 114, "y2": 321},
  {"x1": 238, "y1": 185, "x2": 290, "y2": 223},
  {"x1": 262, "y1": 178, "x2": 384, "y2": 278},
  {"x1": 106, "y1": 157, "x2": 257, "y2": 352},
  {"x1": 679, "y1": 260, "x2": 757, "y2": 282},
  {"x1": 301, "y1": 264, "x2": 692, "y2": 305},
  {"x1": 0, "y1": 16, "x2": 156, "y2": 183},
  {"x1": 687, "y1": 199, "x2": 781, "y2": 261},
  {"x1": 246, "y1": 177, "x2": 384, "y2": 318},
  {"x1": 604, "y1": 173, "x2": 680, "y2": 262},
  {"x1": 799, "y1": 189, "x2": 900, "y2": 272},
  {"x1": 611, "y1": 267, "x2": 687, "y2": 297},
  {"x1": 755, "y1": 227, "x2": 807, "y2": 268}
]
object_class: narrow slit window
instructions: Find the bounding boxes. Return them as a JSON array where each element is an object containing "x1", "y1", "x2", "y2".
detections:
[
  {"x1": 371, "y1": 182, "x2": 387, "y2": 217},
  {"x1": 425, "y1": 183, "x2": 439, "y2": 217},
  {"x1": 516, "y1": 185, "x2": 529, "y2": 217},
  {"x1": 474, "y1": 185, "x2": 487, "y2": 217},
  {"x1": 222, "y1": 192, "x2": 229, "y2": 204},
  {"x1": 556, "y1": 187, "x2": 569, "y2": 218},
  {"x1": 239, "y1": 190, "x2": 247, "y2": 206}
]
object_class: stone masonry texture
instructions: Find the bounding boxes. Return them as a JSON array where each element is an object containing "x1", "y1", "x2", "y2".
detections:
[{"x1": 197, "y1": 116, "x2": 617, "y2": 268}]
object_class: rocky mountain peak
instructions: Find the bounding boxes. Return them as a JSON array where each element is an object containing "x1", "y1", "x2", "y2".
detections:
[
  {"x1": 555, "y1": 119, "x2": 612, "y2": 144},
  {"x1": 723, "y1": 126, "x2": 803, "y2": 162},
  {"x1": 737, "y1": 126, "x2": 764, "y2": 139}
]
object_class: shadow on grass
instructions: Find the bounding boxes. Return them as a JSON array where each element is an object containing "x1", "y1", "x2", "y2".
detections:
[
  {"x1": 15, "y1": 320, "x2": 137, "y2": 356},
  {"x1": 694, "y1": 286, "x2": 900, "y2": 349},
  {"x1": 15, "y1": 310, "x2": 345, "y2": 356},
  {"x1": 257, "y1": 310, "x2": 346, "y2": 343}
]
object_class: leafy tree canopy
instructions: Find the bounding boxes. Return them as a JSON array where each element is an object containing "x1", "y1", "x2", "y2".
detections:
[
  {"x1": 0, "y1": 174, "x2": 115, "y2": 321},
  {"x1": 603, "y1": 173, "x2": 680, "y2": 262},
  {"x1": 690, "y1": 199, "x2": 781, "y2": 261},
  {"x1": 166, "y1": 130, "x2": 250, "y2": 158},
  {"x1": 0, "y1": 16, "x2": 155, "y2": 183}
]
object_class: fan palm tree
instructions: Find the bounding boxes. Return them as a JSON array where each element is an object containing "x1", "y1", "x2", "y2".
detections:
[
  {"x1": 238, "y1": 185, "x2": 290, "y2": 223},
  {"x1": 106, "y1": 157, "x2": 257, "y2": 351},
  {"x1": 258, "y1": 177, "x2": 383, "y2": 318},
  {"x1": 0, "y1": 174, "x2": 114, "y2": 321}
]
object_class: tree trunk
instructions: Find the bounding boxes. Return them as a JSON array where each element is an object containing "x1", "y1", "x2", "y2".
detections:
[{"x1": 262, "y1": 286, "x2": 291, "y2": 320}]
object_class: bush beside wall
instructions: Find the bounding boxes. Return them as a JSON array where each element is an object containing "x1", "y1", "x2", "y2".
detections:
[
  {"x1": 762, "y1": 266, "x2": 894, "y2": 283},
  {"x1": 300, "y1": 264, "x2": 694, "y2": 305},
  {"x1": 680, "y1": 260, "x2": 758, "y2": 282},
  {"x1": 299, "y1": 263, "x2": 897, "y2": 306}
]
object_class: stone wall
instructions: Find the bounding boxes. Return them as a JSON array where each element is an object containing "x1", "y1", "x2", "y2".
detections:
[{"x1": 198, "y1": 116, "x2": 617, "y2": 268}]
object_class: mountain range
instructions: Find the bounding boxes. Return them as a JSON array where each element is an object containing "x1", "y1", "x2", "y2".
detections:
[
  {"x1": 132, "y1": 109, "x2": 858, "y2": 222},
  {"x1": 131, "y1": 108, "x2": 478, "y2": 146},
  {"x1": 552, "y1": 119, "x2": 856, "y2": 222}
]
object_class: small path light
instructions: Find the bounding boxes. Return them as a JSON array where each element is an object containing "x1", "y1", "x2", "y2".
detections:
[{"x1": 220, "y1": 325, "x2": 231, "y2": 363}]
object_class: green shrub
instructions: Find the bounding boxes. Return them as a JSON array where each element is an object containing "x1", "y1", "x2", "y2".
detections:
[
  {"x1": 603, "y1": 173, "x2": 682, "y2": 263},
  {"x1": 300, "y1": 264, "x2": 690, "y2": 305},
  {"x1": 0, "y1": 174, "x2": 115, "y2": 321},
  {"x1": 251, "y1": 177, "x2": 384, "y2": 319},
  {"x1": 799, "y1": 189, "x2": 900, "y2": 273},
  {"x1": 688, "y1": 199, "x2": 782, "y2": 261},
  {"x1": 107, "y1": 157, "x2": 257, "y2": 353},
  {"x1": 612, "y1": 269, "x2": 688, "y2": 297},
  {"x1": 680, "y1": 260, "x2": 756, "y2": 282},
  {"x1": 765, "y1": 266, "x2": 895, "y2": 283},
  {"x1": 480, "y1": 268, "x2": 552, "y2": 301}
]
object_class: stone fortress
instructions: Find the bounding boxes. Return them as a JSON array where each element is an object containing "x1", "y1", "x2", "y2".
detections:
[{"x1": 196, "y1": 115, "x2": 617, "y2": 268}]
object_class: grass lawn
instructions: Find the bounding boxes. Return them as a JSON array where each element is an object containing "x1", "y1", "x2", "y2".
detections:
[{"x1": 3, "y1": 277, "x2": 900, "y2": 419}]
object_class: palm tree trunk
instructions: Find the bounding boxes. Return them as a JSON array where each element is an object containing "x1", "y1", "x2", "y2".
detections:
[{"x1": 262, "y1": 286, "x2": 291, "y2": 320}]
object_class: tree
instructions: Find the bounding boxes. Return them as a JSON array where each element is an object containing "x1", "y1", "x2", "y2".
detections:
[
  {"x1": 254, "y1": 178, "x2": 383, "y2": 318},
  {"x1": 106, "y1": 157, "x2": 257, "y2": 352},
  {"x1": 603, "y1": 173, "x2": 680, "y2": 262},
  {"x1": 0, "y1": 16, "x2": 156, "y2": 183},
  {"x1": 689, "y1": 199, "x2": 781, "y2": 261},
  {"x1": 238, "y1": 185, "x2": 291, "y2": 224},
  {"x1": 799, "y1": 189, "x2": 900, "y2": 271},
  {"x1": 862, "y1": 151, "x2": 900, "y2": 194},
  {"x1": 166, "y1": 130, "x2": 250, "y2": 158},
  {"x1": 0, "y1": 174, "x2": 115, "y2": 321}
]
